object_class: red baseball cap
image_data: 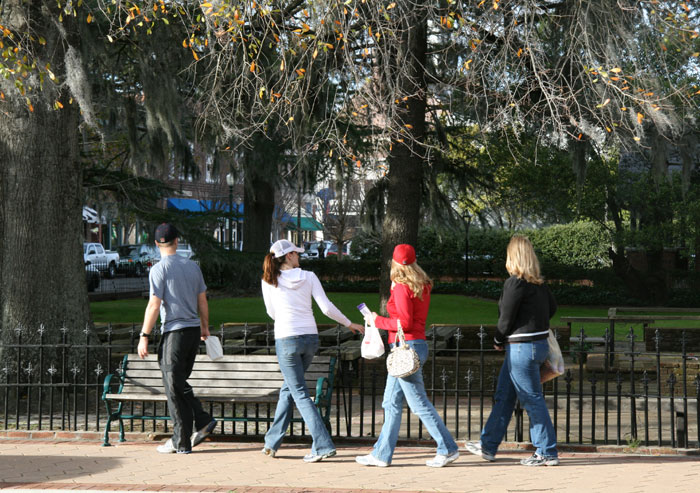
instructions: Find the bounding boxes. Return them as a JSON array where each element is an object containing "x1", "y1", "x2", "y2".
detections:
[{"x1": 393, "y1": 244, "x2": 416, "y2": 265}]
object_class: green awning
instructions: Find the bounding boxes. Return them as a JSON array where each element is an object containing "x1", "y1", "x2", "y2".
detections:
[{"x1": 286, "y1": 217, "x2": 324, "y2": 231}]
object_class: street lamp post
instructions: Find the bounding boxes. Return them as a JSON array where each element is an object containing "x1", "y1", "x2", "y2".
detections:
[{"x1": 226, "y1": 173, "x2": 234, "y2": 251}]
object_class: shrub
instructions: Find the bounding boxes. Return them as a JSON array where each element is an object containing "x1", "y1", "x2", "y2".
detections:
[
  {"x1": 529, "y1": 221, "x2": 612, "y2": 269},
  {"x1": 200, "y1": 251, "x2": 263, "y2": 294}
]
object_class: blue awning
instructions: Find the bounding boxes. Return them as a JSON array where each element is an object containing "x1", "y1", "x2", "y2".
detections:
[
  {"x1": 167, "y1": 198, "x2": 243, "y2": 214},
  {"x1": 281, "y1": 214, "x2": 324, "y2": 231}
]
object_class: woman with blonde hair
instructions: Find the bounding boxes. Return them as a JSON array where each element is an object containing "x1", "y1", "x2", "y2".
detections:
[
  {"x1": 465, "y1": 235, "x2": 559, "y2": 466},
  {"x1": 356, "y1": 244, "x2": 459, "y2": 468}
]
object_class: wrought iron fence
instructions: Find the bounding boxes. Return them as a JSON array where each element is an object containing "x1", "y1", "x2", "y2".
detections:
[
  {"x1": 1, "y1": 323, "x2": 698, "y2": 449},
  {"x1": 85, "y1": 261, "x2": 151, "y2": 296}
]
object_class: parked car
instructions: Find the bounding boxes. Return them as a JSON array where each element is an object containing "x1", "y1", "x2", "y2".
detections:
[
  {"x1": 85, "y1": 264, "x2": 100, "y2": 292},
  {"x1": 116, "y1": 244, "x2": 160, "y2": 277},
  {"x1": 301, "y1": 241, "x2": 321, "y2": 259},
  {"x1": 83, "y1": 242, "x2": 120, "y2": 278},
  {"x1": 325, "y1": 241, "x2": 352, "y2": 258},
  {"x1": 176, "y1": 242, "x2": 195, "y2": 259}
]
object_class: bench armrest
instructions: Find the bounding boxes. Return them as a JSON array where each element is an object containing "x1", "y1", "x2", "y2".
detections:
[
  {"x1": 315, "y1": 376, "x2": 330, "y2": 404},
  {"x1": 102, "y1": 355, "x2": 128, "y2": 401},
  {"x1": 102, "y1": 373, "x2": 120, "y2": 401}
]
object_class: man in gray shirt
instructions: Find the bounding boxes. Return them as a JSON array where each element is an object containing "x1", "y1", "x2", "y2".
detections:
[{"x1": 138, "y1": 223, "x2": 216, "y2": 454}]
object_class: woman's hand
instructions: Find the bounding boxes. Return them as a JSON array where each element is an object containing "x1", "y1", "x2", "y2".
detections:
[
  {"x1": 349, "y1": 322, "x2": 364, "y2": 335},
  {"x1": 366, "y1": 311, "x2": 379, "y2": 325}
]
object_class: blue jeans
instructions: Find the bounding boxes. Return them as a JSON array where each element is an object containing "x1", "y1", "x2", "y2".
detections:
[
  {"x1": 264, "y1": 334, "x2": 335, "y2": 455},
  {"x1": 480, "y1": 339, "x2": 558, "y2": 458},
  {"x1": 372, "y1": 339, "x2": 458, "y2": 464}
]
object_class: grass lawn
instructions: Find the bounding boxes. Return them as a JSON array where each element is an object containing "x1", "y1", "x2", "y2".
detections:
[
  {"x1": 91, "y1": 292, "x2": 700, "y2": 338},
  {"x1": 90, "y1": 293, "x2": 614, "y2": 333}
]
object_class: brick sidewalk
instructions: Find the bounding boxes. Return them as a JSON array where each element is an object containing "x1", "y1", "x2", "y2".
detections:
[{"x1": 0, "y1": 439, "x2": 698, "y2": 492}]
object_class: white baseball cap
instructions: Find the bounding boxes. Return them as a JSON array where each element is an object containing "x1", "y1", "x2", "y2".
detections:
[{"x1": 270, "y1": 239, "x2": 305, "y2": 258}]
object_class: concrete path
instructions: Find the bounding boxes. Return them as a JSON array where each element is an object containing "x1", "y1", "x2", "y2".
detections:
[{"x1": 0, "y1": 439, "x2": 698, "y2": 493}]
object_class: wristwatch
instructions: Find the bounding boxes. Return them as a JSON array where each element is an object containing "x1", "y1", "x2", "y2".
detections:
[{"x1": 139, "y1": 331, "x2": 150, "y2": 338}]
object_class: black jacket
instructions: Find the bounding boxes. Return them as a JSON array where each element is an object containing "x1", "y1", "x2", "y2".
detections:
[{"x1": 494, "y1": 276, "x2": 557, "y2": 346}]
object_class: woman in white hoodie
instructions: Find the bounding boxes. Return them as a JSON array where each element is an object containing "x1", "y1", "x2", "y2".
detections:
[{"x1": 261, "y1": 239, "x2": 363, "y2": 463}]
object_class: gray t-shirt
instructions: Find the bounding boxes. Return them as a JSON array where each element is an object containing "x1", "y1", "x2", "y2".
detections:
[{"x1": 149, "y1": 254, "x2": 207, "y2": 333}]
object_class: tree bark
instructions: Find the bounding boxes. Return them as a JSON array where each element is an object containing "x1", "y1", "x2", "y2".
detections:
[
  {"x1": 241, "y1": 138, "x2": 279, "y2": 253},
  {"x1": 379, "y1": 4, "x2": 428, "y2": 308},
  {"x1": 0, "y1": 2, "x2": 90, "y2": 360}
]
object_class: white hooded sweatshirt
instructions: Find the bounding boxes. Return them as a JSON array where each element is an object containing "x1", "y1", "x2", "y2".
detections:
[{"x1": 261, "y1": 268, "x2": 352, "y2": 339}]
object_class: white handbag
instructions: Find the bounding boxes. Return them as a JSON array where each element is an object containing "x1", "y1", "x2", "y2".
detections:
[{"x1": 386, "y1": 320, "x2": 420, "y2": 378}]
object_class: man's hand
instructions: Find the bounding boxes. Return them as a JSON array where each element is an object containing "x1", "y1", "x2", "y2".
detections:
[
  {"x1": 200, "y1": 325, "x2": 210, "y2": 341},
  {"x1": 493, "y1": 344, "x2": 504, "y2": 352},
  {"x1": 138, "y1": 338, "x2": 149, "y2": 359}
]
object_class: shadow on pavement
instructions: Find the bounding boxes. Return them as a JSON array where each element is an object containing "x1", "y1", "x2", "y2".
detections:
[{"x1": 0, "y1": 455, "x2": 125, "y2": 483}]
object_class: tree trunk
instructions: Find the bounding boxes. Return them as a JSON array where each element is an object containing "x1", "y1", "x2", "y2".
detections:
[
  {"x1": 241, "y1": 139, "x2": 279, "y2": 253},
  {"x1": 0, "y1": 2, "x2": 90, "y2": 361},
  {"x1": 379, "y1": 5, "x2": 428, "y2": 309}
]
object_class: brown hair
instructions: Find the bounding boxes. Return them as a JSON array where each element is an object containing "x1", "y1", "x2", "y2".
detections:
[
  {"x1": 262, "y1": 253, "x2": 285, "y2": 287},
  {"x1": 390, "y1": 260, "x2": 433, "y2": 299},
  {"x1": 505, "y1": 235, "x2": 544, "y2": 285}
]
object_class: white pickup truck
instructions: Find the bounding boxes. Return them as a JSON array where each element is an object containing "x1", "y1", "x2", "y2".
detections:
[{"x1": 83, "y1": 242, "x2": 120, "y2": 278}]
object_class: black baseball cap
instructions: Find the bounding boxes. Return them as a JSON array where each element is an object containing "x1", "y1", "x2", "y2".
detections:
[{"x1": 154, "y1": 223, "x2": 178, "y2": 243}]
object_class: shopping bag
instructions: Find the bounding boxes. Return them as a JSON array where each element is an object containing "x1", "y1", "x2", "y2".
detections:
[
  {"x1": 540, "y1": 329, "x2": 565, "y2": 383},
  {"x1": 205, "y1": 336, "x2": 224, "y2": 361},
  {"x1": 361, "y1": 322, "x2": 385, "y2": 359}
]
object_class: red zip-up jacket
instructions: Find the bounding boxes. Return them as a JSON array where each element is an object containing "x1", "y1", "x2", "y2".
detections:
[{"x1": 374, "y1": 282, "x2": 430, "y2": 344}]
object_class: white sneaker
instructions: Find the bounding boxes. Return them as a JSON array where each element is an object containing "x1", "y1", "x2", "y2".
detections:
[
  {"x1": 426, "y1": 450, "x2": 459, "y2": 468},
  {"x1": 156, "y1": 439, "x2": 190, "y2": 454},
  {"x1": 464, "y1": 441, "x2": 495, "y2": 462},
  {"x1": 355, "y1": 454, "x2": 389, "y2": 467},
  {"x1": 261, "y1": 447, "x2": 276, "y2": 458},
  {"x1": 191, "y1": 420, "x2": 217, "y2": 448},
  {"x1": 303, "y1": 450, "x2": 336, "y2": 463},
  {"x1": 520, "y1": 453, "x2": 559, "y2": 466}
]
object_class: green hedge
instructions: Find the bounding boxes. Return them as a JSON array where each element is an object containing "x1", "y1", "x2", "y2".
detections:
[{"x1": 200, "y1": 251, "x2": 263, "y2": 294}]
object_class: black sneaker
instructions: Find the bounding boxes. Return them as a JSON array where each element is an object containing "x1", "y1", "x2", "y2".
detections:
[
  {"x1": 191, "y1": 420, "x2": 217, "y2": 448},
  {"x1": 520, "y1": 453, "x2": 559, "y2": 466}
]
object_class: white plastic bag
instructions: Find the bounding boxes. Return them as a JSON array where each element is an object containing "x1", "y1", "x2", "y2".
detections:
[
  {"x1": 204, "y1": 336, "x2": 224, "y2": 361},
  {"x1": 540, "y1": 329, "x2": 564, "y2": 383},
  {"x1": 361, "y1": 322, "x2": 385, "y2": 359}
]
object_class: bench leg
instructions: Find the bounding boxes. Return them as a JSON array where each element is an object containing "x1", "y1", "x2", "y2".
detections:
[
  {"x1": 102, "y1": 400, "x2": 114, "y2": 447},
  {"x1": 102, "y1": 419, "x2": 111, "y2": 447},
  {"x1": 118, "y1": 417, "x2": 126, "y2": 442}
]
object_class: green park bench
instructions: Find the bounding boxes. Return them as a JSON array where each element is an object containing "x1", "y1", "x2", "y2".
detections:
[{"x1": 101, "y1": 353, "x2": 337, "y2": 446}]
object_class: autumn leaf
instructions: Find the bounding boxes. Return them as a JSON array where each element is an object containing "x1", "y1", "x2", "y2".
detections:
[
  {"x1": 637, "y1": 112, "x2": 644, "y2": 124},
  {"x1": 249, "y1": 61, "x2": 256, "y2": 72},
  {"x1": 87, "y1": 14, "x2": 92, "y2": 24},
  {"x1": 610, "y1": 67, "x2": 622, "y2": 73}
]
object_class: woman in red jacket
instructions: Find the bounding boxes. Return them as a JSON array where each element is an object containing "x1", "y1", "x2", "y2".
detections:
[{"x1": 355, "y1": 244, "x2": 459, "y2": 468}]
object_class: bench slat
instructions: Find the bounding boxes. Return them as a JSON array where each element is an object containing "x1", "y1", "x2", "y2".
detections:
[
  {"x1": 123, "y1": 369, "x2": 327, "y2": 380},
  {"x1": 106, "y1": 392, "x2": 280, "y2": 402},
  {"x1": 125, "y1": 354, "x2": 332, "y2": 364},
  {"x1": 120, "y1": 380, "x2": 318, "y2": 391}
]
